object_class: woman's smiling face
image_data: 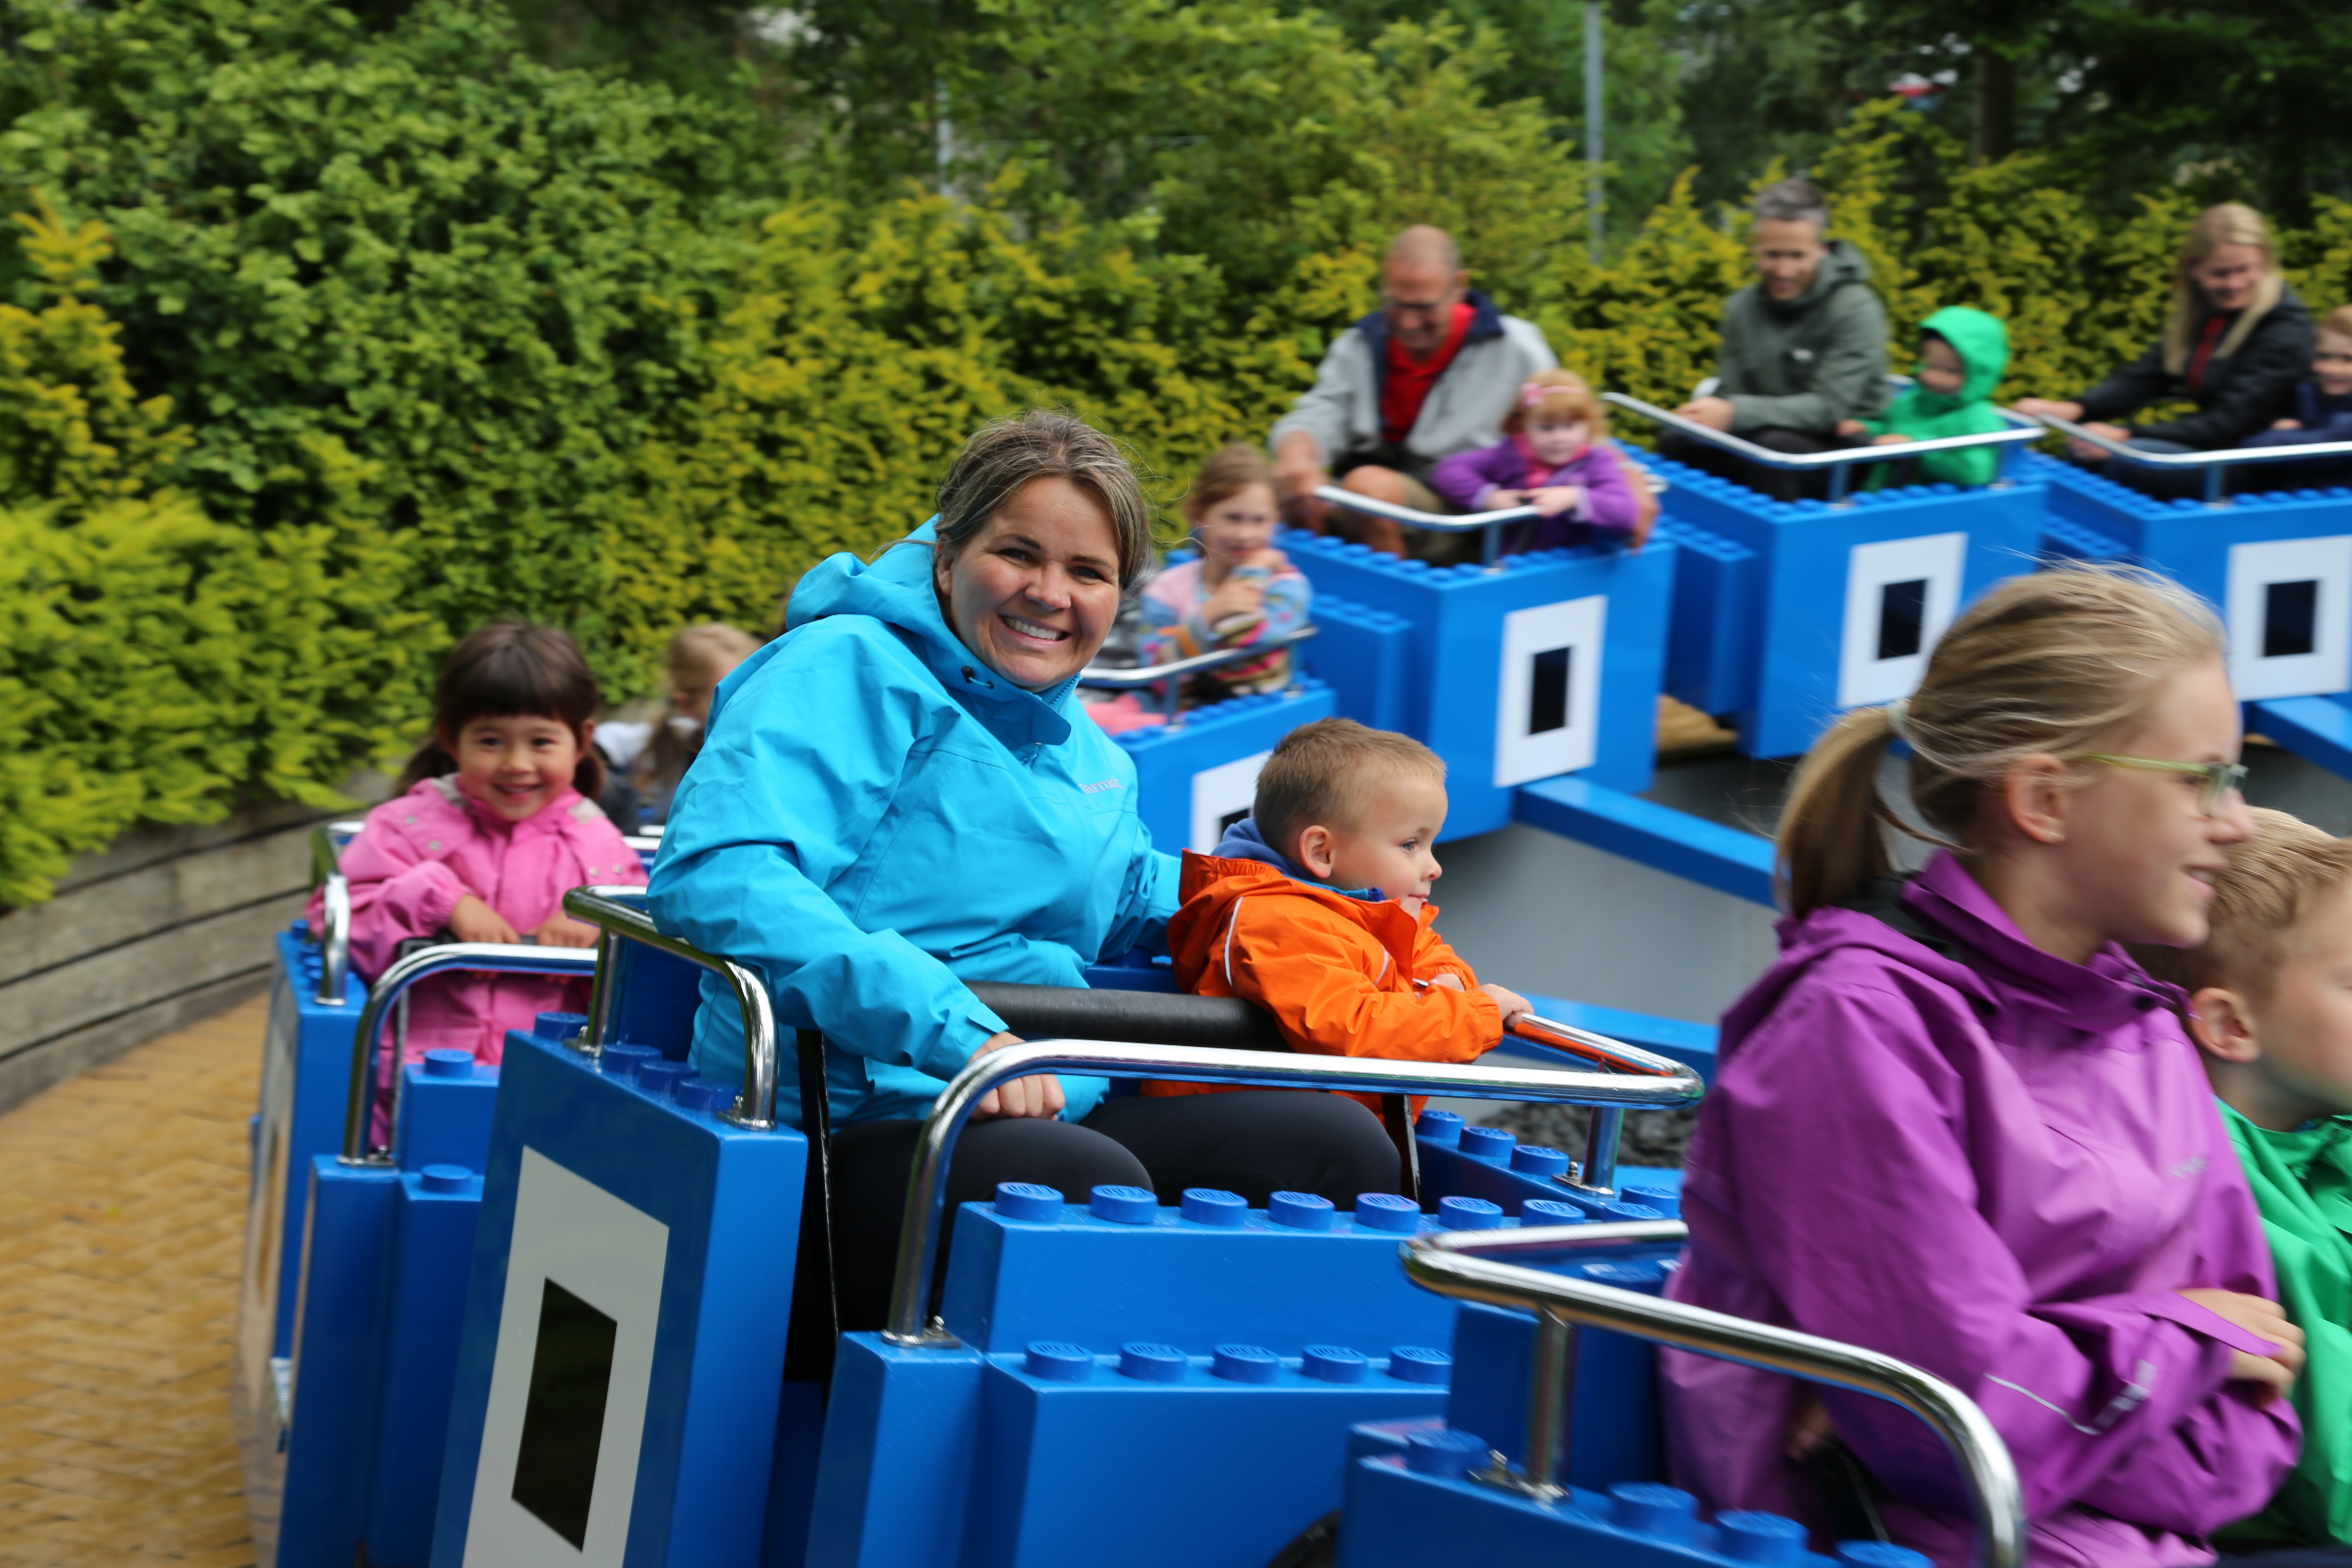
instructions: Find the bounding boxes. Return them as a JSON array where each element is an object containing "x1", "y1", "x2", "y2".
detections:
[{"x1": 935, "y1": 476, "x2": 1124, "y2": 689}]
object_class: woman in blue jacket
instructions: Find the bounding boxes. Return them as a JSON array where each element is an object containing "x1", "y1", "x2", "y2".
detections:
[{"x1": 649, "y1": 411, "x2": 1399, "y2": 1327}]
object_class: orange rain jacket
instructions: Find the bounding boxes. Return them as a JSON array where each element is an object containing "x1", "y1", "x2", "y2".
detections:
[{"x1": 1145, "y1": 850, "x2": 1504, "y2": 1112}]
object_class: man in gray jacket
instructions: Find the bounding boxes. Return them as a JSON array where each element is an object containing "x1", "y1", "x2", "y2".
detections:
[
  {"x1": 1661, "y1": 178, "x2": 1888, "y2": 500},
  {"x1": 1271, "y1": 226, "x2": 1557, "y2": 555}
]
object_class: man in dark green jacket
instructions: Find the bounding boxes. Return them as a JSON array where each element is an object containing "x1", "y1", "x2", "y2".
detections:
[{"x1": 1660, "y1": 178, "x2": 1889, "y2": 500}]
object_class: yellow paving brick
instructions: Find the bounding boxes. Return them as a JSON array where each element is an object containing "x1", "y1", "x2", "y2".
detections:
[{"x1": 0, "y1": 996, "x2": 266, "y2": 1565}]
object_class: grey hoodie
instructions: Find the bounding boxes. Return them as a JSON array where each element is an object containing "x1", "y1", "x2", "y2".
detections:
[{"x1": 1716, "y1": 239, "x2": 1890, "y2": 435}]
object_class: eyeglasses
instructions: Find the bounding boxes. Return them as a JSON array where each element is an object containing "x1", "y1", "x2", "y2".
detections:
[{"x1": 2073, "y1": 753, "x2": 2249, "y2": 816}]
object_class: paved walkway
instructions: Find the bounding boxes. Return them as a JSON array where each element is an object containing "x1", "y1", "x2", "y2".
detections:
[{"x1": 0, "y1": 996, "x2": 265, "y2": 1566}]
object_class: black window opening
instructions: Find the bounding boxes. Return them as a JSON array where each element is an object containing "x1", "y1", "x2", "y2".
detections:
[
  {"x1": 2264, "y1": 579, "x2": 2320, "y2": 659},
  {"x1": 1877, "y1": 579, "x2": 1928, "y2": 662},
  {"x1": 1216, "y1": 806, "x2": 1251, "y2": 838},
  {"x1": 1529, "y1": 646, "x2": 1572, "y2": 735},
  {"x1": 511, "y1": 1278, "x2": 619, "y2": 1550}
]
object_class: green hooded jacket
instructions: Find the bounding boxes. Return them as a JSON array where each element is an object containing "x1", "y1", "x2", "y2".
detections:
[
  {"x1": 2217, "y1": 1102, "x2": 2352, "y2": 1549},
  {"x1": 1717, "y1": 238, "x2": 1889, "y2": 435},
  {"x1": 1863, "y1": 306, "x2": 2012, "y2": 489}
]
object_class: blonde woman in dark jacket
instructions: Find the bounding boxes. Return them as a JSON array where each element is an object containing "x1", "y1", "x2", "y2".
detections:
[{"x1": 2020, "y1": 203, "x2": 2313, "y2": 498}]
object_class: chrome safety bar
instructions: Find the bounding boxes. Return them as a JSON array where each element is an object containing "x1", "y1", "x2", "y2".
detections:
[
  {"x1": 1605, "y1": 391, "x2": 2044, "y2": 506},
  {"x1": 337, "y1": 942, "x2": 600, "y2": 1164},
  {"x1": 1507, "y1": 1012, "x2": 1690, "y2": 1196},
  {"x1": 1404, "y1": 1224, "x2": 2026, "y2": 1568},
  {"x1": 308, "y1": 825, "x2": 355, "y2": 1007},
  {"x1": 1078, "y1": 625, "x2": 1319, "y2": 725},
  {"x1": 1312, "y1": 486, "x2": 1547, "y2": 571},
  {"x1": 882, "y1": 1037, "x2": 1704, "y2": 1344},
  {"x1": 2020, "y1": 409, "x2": 2352, "y2": 508},
  {"x1": 563, "y1": 887, "x2": 780, "y2": 1133}
]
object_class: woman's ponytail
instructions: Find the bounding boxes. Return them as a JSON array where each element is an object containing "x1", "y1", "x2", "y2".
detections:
[
  {"x1": 1778, "y1": 704, "x2": 1904, "y2": 917},
  {"x1": 1775, "y1": 565, "x2": 2226, "y2": 919}
]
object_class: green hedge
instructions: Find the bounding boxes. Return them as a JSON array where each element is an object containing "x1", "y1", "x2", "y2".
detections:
[{"x1": 6, "y1": 1, "x2": 2352, "y2": 904}]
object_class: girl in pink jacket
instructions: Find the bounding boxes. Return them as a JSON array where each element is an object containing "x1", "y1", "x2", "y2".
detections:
[{"x1": 309, "y1": 623, "x2": 647, "y2": 1130}]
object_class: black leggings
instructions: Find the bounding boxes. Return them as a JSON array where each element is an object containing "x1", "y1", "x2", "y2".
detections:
[{"x1": 826, "y1": 1091, "x2": 1400, "y2": 1332}]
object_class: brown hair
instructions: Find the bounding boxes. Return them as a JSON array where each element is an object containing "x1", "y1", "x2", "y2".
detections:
[
  {"x1": 1182, "y1": 444, "x2": 1278, "y2": 524},
  {"x1": 2319, "y1": 305, "x2": 2352, "y2": 345},
  {"x1": 1254, "y1": 717, "x2": 1445, "y2": 860},
  {"x1": 2135, "y1": 809, "x2": 2352, "y2": 998},
  {"x1": 1501, "y1": 368, "x2": 1609, "y2": 439},
  {"x1": 933, "y1": 410, "x2": 1152, "y2": 585},
  {"x1": 396, "y1": 622, "x2": 606, "y2": 799},
  {"x1": 1778, "y1": 566, "x2": 2224, "y2": 917},
  {"x1": 2163, "y1": 203, "x2": 2284, "y2": 373}
]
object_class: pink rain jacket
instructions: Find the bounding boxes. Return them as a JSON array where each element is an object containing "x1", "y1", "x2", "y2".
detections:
[
  {"x1": 306, "y1": 776, "x2": 647, "y2": 1082},
  {"x1": 1665, "y1": 852, "x2": 2299, "y2": 1568}
]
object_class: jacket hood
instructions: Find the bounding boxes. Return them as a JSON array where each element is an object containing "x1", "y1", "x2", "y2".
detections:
[
  {"x1": 1354, "y1": 288, "x2": 1507, "y2": 356},
  {"x1": 1212, "y1": 817, "x2": 1378, "y2": 899},
  {"x1": 1170, "y1": 849, "x2": 1431, "y2": 978},
  {"x1": 782, "y1": 521, "x2": 1078, "y2": 750},
  {"x1": 1720, "y1": 853, "x2": 2181, "y2": 1063},
  {"x1": 1758, "y1": 238, "x2": 1871, "y2": 317},
  {"x1": 1911, "y1": 306, "x2": 2010, "y2": 412}
]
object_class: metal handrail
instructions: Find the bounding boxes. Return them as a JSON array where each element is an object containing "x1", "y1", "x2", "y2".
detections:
[
  {"x1": 1312, "y1": 486, "x2": 1547, "y2": 570},
  {"x1": 309, "y1": 826, "x2": 352, "y2": 1007},
  {"x1": 337, "y1": 943, "x2": 601, "y2": 1164},
  {"x1": 1080, "y1": 625, "x2": 1320, "y2": 725},
  {"x1": 1605, "y1": 391, "x2": 2044, "y2": 505},
  {"x1": 2020, "y1": 409, "x2": 2352, "y2": 507},
  {"x1": 881, "y1": 1037, "x2": 1705, "y2": 1344},
  {"x1": 563, "y1": 887, "x2": 780, "y2": 1133},
  {"x1": 1404, "y1": 1224, "x2": 2025, "y2": 1568},
  {"x1": 1507, "y1": 1011, "x2": 1689, "y2": 1194}
]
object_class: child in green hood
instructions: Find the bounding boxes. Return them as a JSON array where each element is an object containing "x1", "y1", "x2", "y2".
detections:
[
  {"x1": 1838, "y1": 306, "x2": 2012, "y2": 488},
  {"x1": 2138, "y1": 807, "x2": 2352, "y2": 1551}
]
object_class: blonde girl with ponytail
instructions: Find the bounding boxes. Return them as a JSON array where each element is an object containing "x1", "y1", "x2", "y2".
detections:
[{"x1": 1665, "y1": 567, "x2": 2309, "y2": 1568}]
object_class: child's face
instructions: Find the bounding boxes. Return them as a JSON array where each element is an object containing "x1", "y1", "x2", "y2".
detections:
[
  {"x1": 670, "y1": 652, "x2": 749, "y2": 731},
  {"x1": 1525, "y1": 413, "x2": 1590, "y2": 467},
  {"x1": 1917, "y1": 335, "x2": 1966, "y2": 397},
  {"x1": 1194, "y1": 484, "x2": 1279, "y2": 564},
  {"x1": 1303, "y1": 772, "x2": 1449, "y2": 907},
  {"x1": 446, "y1": 713, "x2": 586, "y2": 822},
  {"x1": 2315, "y1": 332, "x2": 2352, "y2": 398},
  {"x1": 2202, "y1": 882, "x2": 2352, "y2": 1128}
]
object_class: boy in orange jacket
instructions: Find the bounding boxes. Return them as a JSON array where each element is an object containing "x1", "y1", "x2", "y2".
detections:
[{"x1": 1146, "y1": 717, "x2": 1529, "y2": 1109}]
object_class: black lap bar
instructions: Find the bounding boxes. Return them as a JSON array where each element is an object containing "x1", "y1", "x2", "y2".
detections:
[{"x1": 965, "y1": 982, "x2": 1290, "y2": 1054}]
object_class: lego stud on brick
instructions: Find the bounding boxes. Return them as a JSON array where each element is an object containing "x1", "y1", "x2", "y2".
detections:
[
  {"x1": 1520, "y1": 1199, "x2": 1588, "y2": 1226},
  {"x1": 1267, "y1": 1191, "x2": 1334, "y2": 1230},
  {"x1": 1404, "y1": 1428, "x2": 1487, "y2": 1478},
  {"x1": 1584, "y1": 1260, "x2": 1670, "y2": 1289},
  {"x1": 671, "y1": 1075, "x2": 735, "y2": 1111},
  {"x1": 1301, "y1": 1345, "x2": 1367, "y2": 1384},
  {"x1": 598, "y1": 1044, "x2": 660, "y2": 1078},
  {"x1": 1622, "y1": 1182, "x2": 1680, "y2": 1216},
  {"x1": 995, "y1": 1182, "x2": 1066, "y2": 1222},
  {"x1": 1118, "y1": 1343, "x2": 1187, "y2": 1382},
  {"x1": 1088, "y1": 1185, "x2": 1157, "y2": 1225},
  {"x1": 1386, "y1": 1345, "x2": 1451, "y2": 1385},
  {"x1": 1600, "y1": 1200, "x2": 1666, "y2": 1223},
  {"x1": 1609, "y1": 1482, "x2": 1697, "y2": 1542},
  {"x1": 1413, "y1": 1109, "x2": 1464, "y2": 1148},
  {"x1": 1717, "y1": 1511, "x2": 1809, "y2": 1563},
  {"x1": 1211, "y1": 1344, "x2": 1280, "y2": 1384},
  {"x1": 533, "y1": 1011, "x2": 588, "y2": 1042},
  {"x1": 637, "y1": 1060, "x2": 692, "y2": 1095},
  {"x1": 423, "y1": 1048, "x2": 475, "y2": 1079},
  {"x1": 1836, "y1": 1545, "x2": 1931, "y2": 1568},
  {"x1": 1509, "y1": 1144, "x2": 1568, "y2": 1177},
  {"x1": 1180, "y1": 1188, "x2": 1248, "y2": 1227},
  {"x1": 420, "y1": 1164, "x2": 472, "y2": 1194},
  {"x1": 1438, "y1": 1196, "x2": 1504, "y2": 1231},
  {"x1": 1460, "y1": 1125, "x2": 1516, "y2": 1160},
  {"x1": 1025, "y1": 1342, "x2": 1094, "y2": 1382},
  {"x1": 1354, "y1": 1193, "x2": 1421, "y2": 1234}
]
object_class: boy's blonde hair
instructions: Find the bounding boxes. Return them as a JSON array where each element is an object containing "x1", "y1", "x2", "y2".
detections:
[
  {"x1": 1255, "y1": 717, "x2": 1443, "y2": 858},
  {"x1": 1501, "y1": 368, "x2": 1609, "y2": 440},
  {"x1": 2137, "y1": 808, "x2": 2352, "y2": 998}
]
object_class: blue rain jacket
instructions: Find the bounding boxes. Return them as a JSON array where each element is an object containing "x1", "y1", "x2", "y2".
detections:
[{"x1": 647, "y1": 523, "x2": 1179, "y2": 1128}]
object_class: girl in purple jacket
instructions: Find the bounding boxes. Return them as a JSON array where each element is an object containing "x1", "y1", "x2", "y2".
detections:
[
  {"x1": 1428, "y1": 369, "x2": 1646, "y2": 551},
  {"x1": 1666, "y1": 568, "x2": 2310, "y2": 1568}
]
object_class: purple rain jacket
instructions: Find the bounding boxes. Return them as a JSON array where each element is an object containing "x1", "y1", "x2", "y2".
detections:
[
  {"x1": 1426, "y1": 435, "x2": 1641, "y2": 551},
  {"x1": 1664, "y1": 852, "x2": 2299, "y2": 1568}
]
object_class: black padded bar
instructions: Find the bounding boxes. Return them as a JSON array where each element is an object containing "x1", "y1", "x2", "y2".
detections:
[{"x1": 966, "y1": 982, "x2": 1291, "y2": 1054}]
